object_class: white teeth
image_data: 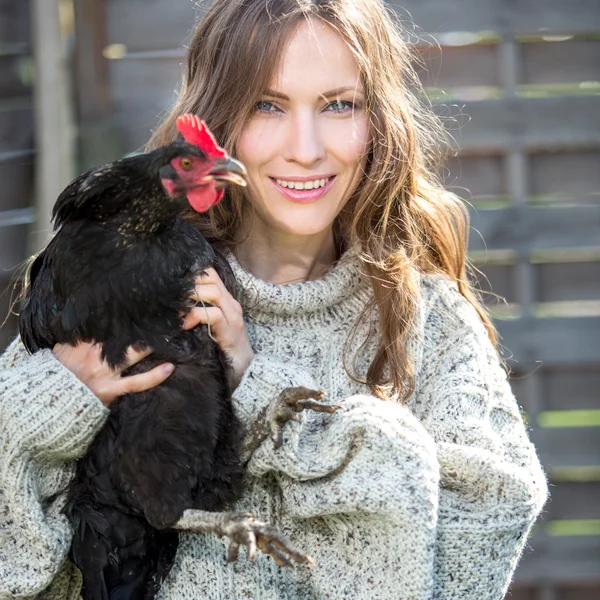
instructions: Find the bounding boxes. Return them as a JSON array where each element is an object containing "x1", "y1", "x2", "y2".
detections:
[{"x1": 275, "y1": 177, "x2": 331, "y2": 190}]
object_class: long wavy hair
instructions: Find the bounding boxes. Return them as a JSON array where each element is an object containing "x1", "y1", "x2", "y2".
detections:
[{"x1": 148, "y1": 0, "x2": 498, "y2": 403}]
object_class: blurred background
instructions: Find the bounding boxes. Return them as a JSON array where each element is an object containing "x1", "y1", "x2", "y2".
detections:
[{"x1": 0, "y1": 0, "x2": 599, "y2": 597}]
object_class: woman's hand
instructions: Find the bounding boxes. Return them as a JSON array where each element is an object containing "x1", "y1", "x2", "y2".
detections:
[
  {"x1": 184, "y1": 268, "x2": 254, "y2": 389},
  {"x1": 53, "y1": 342, "x2": 174, "y2": 408}
]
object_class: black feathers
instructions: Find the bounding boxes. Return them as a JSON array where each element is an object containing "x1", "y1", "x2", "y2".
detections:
[{"x1": 19, "y1": 146, "x2": 245, "y2": 599}]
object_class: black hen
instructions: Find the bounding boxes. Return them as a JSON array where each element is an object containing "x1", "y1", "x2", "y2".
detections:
[{"x1": 18, "y1": 115, "x2": 283, "y2": 599}]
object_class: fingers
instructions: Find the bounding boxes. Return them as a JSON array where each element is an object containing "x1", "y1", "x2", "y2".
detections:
[
  {"x1": 192, "y1": 268, "x2": 243, "y2": 325},
  {"x1": 120, "y1": 344, "x2": 154, "y2": 370},
  {"x1": 182, "y1": 305, "x2": 225, "y2": 332},
  {"x1": 116, "y1": 362, "x2": 174, "y2": 395}
]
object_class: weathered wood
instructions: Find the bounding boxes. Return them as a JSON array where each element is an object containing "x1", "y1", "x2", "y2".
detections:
[
  {"x1": 468, "y1": 206, "x2": 600, "y2": 252},
  {"x1": 389, "y1": 0, "x2": 600, "y2": 36},
  {"x1": 0, "y1": 107, "x2": 33, "y2": 155},
  {"x1": 415, "y1": 43, "x2": 499, "y2": 89},
  {"x1": 106, "y1": 0, "x2": 197, "y2": 52},
  {"x1": 0, "y1": 55, "x2": 33, "y2": 98},
  {"x1": 514, "y1": 533, "x2": 600, "y2": 584},
  {"x1": 0, "y1": 156, "x2": 34, "y2": 211},
  {"x1": 31, "y1": 0, "x2": 74, "y2": 253},
  {"x1": 443, "y1": 96, "x2": 600, "y2": 153},
  {"x1": 74, "y1": 0, "x2": 126, "y2": 172},
  {"x1": 0, "y1": 222, "x2": 27, "y2": 273},
  {"x1": 543, "y1": 482, "x2": 600, "y2": 521},
  {"x1": 530, "y1": 151, "x2": 600, "y2": 198},
  {"x1": 496, "y1": 317, "x2": 600, "y2": 364},
  {"x1": 445, "y1": 154, "x2": 505, "y2": 198},
  {"x1": 0, "y1": 278, "x2": 19, "y2": 352},
  {"x1": 536, "y1": 262, "x2": 600, "y2": 303},
  {"x1": 0, "y1": 0, "x2": 30, "y2": 44},
  {"x1": 0, "y1": 208, "x2": 34, "y2": 227},
  {"x1": 470, "y1": 263, "x2": 516, "y2": 304},
  {"x1": 530, "y1": 426, "x2": 600, "y2": 468},
  {"x1": 522, "y1": 40, "x2": 600, "y2": 85},
  {"x1": 541, "y1": 367, "x2": 600, "y2": 411},
  {"x1": 108, "y1": 57, "x2": 184, "y2": 152}
]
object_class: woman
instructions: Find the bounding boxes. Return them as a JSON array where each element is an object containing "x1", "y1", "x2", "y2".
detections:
[{"x1": 0, "y1": 0, "x2": 547, "y2": 598}]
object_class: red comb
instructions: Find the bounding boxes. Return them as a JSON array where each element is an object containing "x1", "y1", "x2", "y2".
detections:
[{"x1": 176, "y1": 114, "x2": 227, "y2": 158}]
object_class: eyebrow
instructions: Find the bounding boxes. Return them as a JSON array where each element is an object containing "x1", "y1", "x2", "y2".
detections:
[{"x1": 263, "y1": 86, "x2": 364, "y2": 100}]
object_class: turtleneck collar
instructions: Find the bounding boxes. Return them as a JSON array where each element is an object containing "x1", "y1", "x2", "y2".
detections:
[{"x1": 225, "y1": 244, "x2": 371, "y2": 320}]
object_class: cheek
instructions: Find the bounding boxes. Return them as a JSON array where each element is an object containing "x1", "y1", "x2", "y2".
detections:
[{"x1": 325, "y1": 117, "x2": 371, "y2": 167}]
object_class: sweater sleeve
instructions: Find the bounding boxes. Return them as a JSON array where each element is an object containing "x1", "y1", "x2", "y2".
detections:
[
  {"x1": 233, "y1": 353, "x2": 441, "y2": 597},
  {"x1": 417, "y1": 278, "x2": 548, "y2": 599},
  {"x1": 232, "y1": 278, "x2": 547, "y2": 600},
  {"x1": 0, "y1": 336, "x2": 108, "y2": 598}
]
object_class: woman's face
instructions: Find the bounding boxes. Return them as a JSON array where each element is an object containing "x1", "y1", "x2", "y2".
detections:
[{"x1": 236, "y1": 19, "x2": 371, "y2": 240}]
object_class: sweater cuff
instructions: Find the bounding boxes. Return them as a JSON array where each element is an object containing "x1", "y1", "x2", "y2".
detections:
[
  {"x1": 232, "y1": 353, "x2": 317, "y2": 426},
  {"x1": 0, "y1": 347, "x2": 109, "y2": 461}
]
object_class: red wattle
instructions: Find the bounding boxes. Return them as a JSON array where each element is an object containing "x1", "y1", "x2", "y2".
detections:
[{"x1": 187, "y1": 185, "x2": 223, "y2": 213}]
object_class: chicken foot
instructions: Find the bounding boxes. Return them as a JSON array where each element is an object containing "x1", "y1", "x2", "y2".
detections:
[
  {"x1": 176, "y1": 388, "x2": 340, "y2": 567},
  {"x1": 173, "y1": 509, "x2": 315, "y2": 567},
  {"x1": 244, "y1": 386, "x2": 342, "y2": 453}
]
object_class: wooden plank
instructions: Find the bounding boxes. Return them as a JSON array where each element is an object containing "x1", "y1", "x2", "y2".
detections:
[
  {"x1": 470, "y1": 263, "x2": 516, "y2": 304},
  {"x1": 106, "y1": 0, "x2": 197, "y2": 52},
  {"x1": 0, "y1": 208, "x2": 34, "y2": 227},
  {"x1": 0, "y1": 0, "x2": 30, "y2": 45},
  {"x1": 544, "y1": 482, "x2": 600, "y2": 521},
  {"x1": 444, "y1": 96, "x2": 600, "y2": 153},
  {"x1": 530, "y1": 426, "x2": 600, "y2": 468},
  {"x1": 390, "y1": 0, "x2": 600, "y2": 35},
  {"x1": 31, "y1": 0, "x2": 74, "y2": 253},
  {"x1": 0, "y1": 222, "x2": 27, "y2": 273},
  {"x1": 74, "y1": 0, "x2": 124, "y2": 170},
  {"x1": 445, "y1": 154, "x2": 505, "y2": 198},
  {"x1": 522, "y1": 40, "x2": 600, "y2": 85},
  {"x1": 0, "y1": 55, "x2": 33, "y2": 98},
  {"x1": 468, "y1": 206, "x2": 600, "y2": 252},
  {"x1": 536, "y1": 262, "x2": 600, "y2": 303},
  {"x1": 0, "y1": 278, "x2": 19, "y2": 353},
  {"x1": 0, "y1": 155, "x2": 34, "y2": 211},
  {"x1": 415, "y1": 43, "x2": 499, "y2": 89},
  {"x1": 555, "y1": 586, "x2": 600, "y2": 600},
  {"x1": 497, "y1": 317, "x2": 600, "y2": 364},
  {"x1": 541, "y1": 367, "x2": 600, "y2": 411},
  {"x1": 530, "y1": 151, "x2": 600, "y2": 198},
  {"x1": 515, "y1": 533, "x2": 600, "y2": 584},
  {"x1": 0, "y1": 107, "x2": 33, "y2": 155}
]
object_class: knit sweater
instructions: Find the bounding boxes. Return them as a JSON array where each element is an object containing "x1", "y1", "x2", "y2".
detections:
[{"x1": 0, "y1": 246, "x2": 548, "y2": 600}]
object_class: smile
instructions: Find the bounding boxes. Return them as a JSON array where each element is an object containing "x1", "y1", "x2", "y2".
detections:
[
  {"x1": 269, "y1": 176, "x2": 336, "y2": 204},
  {"x1": 274, "y1": 176, "x2": 333, "y2": 190}
]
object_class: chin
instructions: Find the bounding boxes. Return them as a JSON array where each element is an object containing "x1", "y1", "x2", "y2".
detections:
[{"x1": 266, "y1": 207, "x2": 341, "y2": 238}]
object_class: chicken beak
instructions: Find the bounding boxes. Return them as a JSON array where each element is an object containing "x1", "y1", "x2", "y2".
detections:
[{"x1": 206, "y1": 157, "x2": 247, "y2": 187}]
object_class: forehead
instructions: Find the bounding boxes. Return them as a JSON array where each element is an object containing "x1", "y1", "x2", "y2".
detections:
[{"x1": 270, "y1": 19, "x2": 362, "y2": 95}]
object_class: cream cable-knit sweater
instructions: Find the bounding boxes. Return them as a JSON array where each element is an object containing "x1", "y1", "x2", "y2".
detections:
[{"x1": 0, "y1": 247, "x2": 547, "y2": 600}]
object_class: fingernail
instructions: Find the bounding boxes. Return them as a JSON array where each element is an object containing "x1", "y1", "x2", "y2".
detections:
[{"x1": 163, "y1": 363, "x2": 175, "y2": 374}]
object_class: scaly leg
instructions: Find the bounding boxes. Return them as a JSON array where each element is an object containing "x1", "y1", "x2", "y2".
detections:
[
  {"x1": 244, "y1": 386, "x2": 342, "y2": 454},
  {"x1": 173, "y1": 509, "x2": 315, "y2": 567}
]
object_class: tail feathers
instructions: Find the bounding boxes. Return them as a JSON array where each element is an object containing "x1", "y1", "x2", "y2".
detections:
[{"x1": 69, "y1": 502, "x2": 179, "y2": 600}]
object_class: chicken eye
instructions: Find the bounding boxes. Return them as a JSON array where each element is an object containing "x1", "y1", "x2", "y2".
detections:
[{"x1": 180, "y1": 158, "x2": 193, "y2": 170}]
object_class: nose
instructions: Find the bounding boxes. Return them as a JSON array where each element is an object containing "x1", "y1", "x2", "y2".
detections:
[{"x1": 283, "y1": 110, "x2": 326, "y2": 167}]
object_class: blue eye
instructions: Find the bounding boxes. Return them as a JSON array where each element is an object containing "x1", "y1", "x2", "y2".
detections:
[
  {"x1": 256, "y1": 101, "x2": 277, "y2": 113},
  {"x1": 328, "y1": 100, "x2": 354, "y2": 113}
]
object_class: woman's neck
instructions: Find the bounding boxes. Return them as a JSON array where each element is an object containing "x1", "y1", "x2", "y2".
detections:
[{"x1": 235, "y1": 226, "x2": 339, "y2": 285}]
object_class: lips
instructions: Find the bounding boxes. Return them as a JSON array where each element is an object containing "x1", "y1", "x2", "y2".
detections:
[{"x1": 269, "y1": 176, "x2": 336, "y2": 203}]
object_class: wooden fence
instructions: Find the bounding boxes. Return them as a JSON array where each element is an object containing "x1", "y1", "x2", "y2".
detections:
[{"x1": 1, "y1": 0, "x2": 599, "y2": 597}]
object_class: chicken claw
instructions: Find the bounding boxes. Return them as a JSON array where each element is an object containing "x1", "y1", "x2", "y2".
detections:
[
  {"x1": 173, "y1": 509, "x2": 315, "y2": 567},
  {"x1": 266, "y1": 386, "x2": 341, "y2": 449}
]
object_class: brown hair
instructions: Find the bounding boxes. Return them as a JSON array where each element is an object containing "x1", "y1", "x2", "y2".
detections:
[{"x1": 148, "y1": 0, "x2": 498, "y2": 403}]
